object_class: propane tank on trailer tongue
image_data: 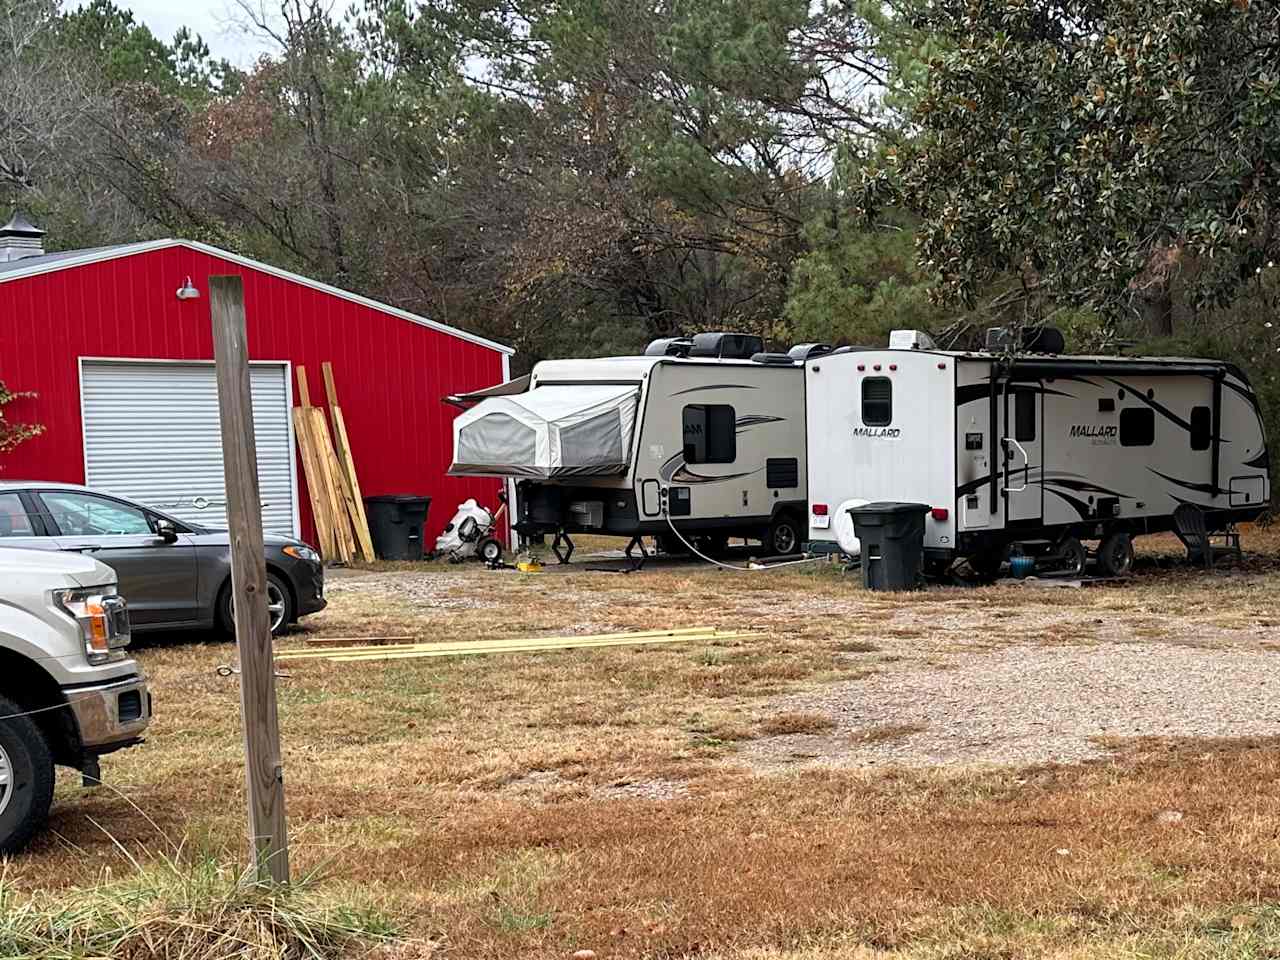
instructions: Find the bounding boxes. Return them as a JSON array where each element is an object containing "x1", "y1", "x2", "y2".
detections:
[{"x1": 888, "y1": 329, "x2": 938, "y2": 350}]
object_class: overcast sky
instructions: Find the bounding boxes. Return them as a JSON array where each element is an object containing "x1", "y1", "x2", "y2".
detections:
[{"x1": 83, "y1": 0, "x2": 277, "y2": 66}]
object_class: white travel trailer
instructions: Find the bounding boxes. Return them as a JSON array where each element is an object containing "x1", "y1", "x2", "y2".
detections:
[
  {"x1": 450, "y1": 334, "x2": 812, "y2": 561},
  {"x1": 806, "y1": 331, "x2": 1271, "y2": 576}
]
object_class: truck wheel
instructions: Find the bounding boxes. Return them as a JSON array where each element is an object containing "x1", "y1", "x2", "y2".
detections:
[
  {"x1": 218, "y1": 573, "x2": 294, "y2": 638},
  {"x1": 1096, "y1": 531, "x2": 1134, "y2": 577},
  {"x1": 766, "y1": 514, "x2": 801, "y2": 556},
  {"x1": 0, "y1": 695, "x2": 56, "y2": 856}
]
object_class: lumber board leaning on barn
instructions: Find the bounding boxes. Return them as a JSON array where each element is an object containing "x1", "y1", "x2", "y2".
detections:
[
  {"x1": 309, "y1": 407, "x2": 358, "y2": 563},
  {"x1": 321, "y1": 362, "x2": 376, "y2": 561},
  {"x1": 296, "y1": 365, "x2": 361, "y2": 563},
  {"x1": 291, "y1": 404, "x2": 338, "y2": 560}
]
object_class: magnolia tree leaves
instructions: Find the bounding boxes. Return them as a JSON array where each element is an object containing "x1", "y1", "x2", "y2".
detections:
[{"x1": 872, "y1": 0, "x2": 1280, "y2": 337}]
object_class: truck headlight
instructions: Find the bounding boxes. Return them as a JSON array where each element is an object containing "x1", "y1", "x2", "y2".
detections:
[
  {"x1": 55, "y1": 588, "x2": 131, "y2": 664},
  {"x1": 283, "y1": 543, "x2": 320, "y2": 564}
]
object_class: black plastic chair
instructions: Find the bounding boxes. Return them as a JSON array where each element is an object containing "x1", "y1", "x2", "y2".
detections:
[{"x1": 1172, "y1": 504, "x2": 1242, "y2": 569}]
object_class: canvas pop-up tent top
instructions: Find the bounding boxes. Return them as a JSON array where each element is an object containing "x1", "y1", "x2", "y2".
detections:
[{"x1": 451, "y1": 383, "x2": 640, "y2": 478}]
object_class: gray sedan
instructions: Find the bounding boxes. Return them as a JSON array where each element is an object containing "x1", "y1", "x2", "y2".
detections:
[{"x1": 0, "y1": 482, "x2": 325, "y2": 636}]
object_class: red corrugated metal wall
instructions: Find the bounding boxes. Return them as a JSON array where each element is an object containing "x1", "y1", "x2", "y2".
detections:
[{"x1": 0, "y1": 243, "x2": 508, "y2": 547}]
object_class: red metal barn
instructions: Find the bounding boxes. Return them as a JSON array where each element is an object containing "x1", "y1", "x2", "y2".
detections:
[{"x1": 0, "y1": 219, "x2": 512, "y2": 549}]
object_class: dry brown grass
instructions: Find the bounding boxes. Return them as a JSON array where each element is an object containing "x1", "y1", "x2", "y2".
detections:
[
  {"x1": 758, "y1": 711, "x2": 838, "y2": 737},
  {"x1": 8, "y1": 525, "x2": 1280, "y2": 958}
]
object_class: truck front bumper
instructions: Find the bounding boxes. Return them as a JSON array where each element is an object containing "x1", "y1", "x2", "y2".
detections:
[{"x1": 64, "y1": 673, "x2": 152, "y2": 756}]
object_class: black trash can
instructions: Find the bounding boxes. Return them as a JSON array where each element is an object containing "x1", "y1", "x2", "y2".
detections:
[
  {"x1": 848, "y1": 502, "x2": 930, "y2": 591},
  {"x1": 364, "y1": 495, "x2": 431, "y2": 561}
]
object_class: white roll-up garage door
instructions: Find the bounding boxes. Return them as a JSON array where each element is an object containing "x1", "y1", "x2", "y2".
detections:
[{"x1": 80, "y1": 360, "x2": 298, "y2": 536}]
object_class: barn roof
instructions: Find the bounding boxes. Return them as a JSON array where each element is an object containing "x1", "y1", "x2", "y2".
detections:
[{"x1": 0, "y1": 238, "x2": 515, "y2": 356}]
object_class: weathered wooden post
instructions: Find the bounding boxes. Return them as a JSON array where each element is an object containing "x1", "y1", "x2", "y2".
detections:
[{"x1": 209, "y1": 275, "x2": 290, "y2": 883}]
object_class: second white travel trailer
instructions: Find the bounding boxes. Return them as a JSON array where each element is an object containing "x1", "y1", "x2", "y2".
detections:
[
  {"x1": 449, "y1": 333, "x2": 815, "y2": 562},
  {"x1": 806, "y1": 330, "x2": 1271, "y2": 577}
]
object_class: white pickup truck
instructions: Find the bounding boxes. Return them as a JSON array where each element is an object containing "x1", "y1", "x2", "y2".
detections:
[{"x1": 0, "y1": 546, "x2": 152, "y2": 854}]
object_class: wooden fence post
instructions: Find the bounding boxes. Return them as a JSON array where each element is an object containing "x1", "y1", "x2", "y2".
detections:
[{"x1": 210, "y1": 275, "x2": 290, "y2": 884}]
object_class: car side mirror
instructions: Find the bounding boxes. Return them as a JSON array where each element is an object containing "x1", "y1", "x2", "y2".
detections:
[{"x1": 156, "y1": 519, "x2": 179, "y2": 543}]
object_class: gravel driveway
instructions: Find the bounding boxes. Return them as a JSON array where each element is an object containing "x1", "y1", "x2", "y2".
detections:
[{"x1": 740, "y1": 640, "x2": 1280, "y2": 769}]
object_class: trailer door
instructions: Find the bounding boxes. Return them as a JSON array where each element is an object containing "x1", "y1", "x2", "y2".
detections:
[{"x1": 1003, "y1": 384, "x2": 1043, "y2": 524}]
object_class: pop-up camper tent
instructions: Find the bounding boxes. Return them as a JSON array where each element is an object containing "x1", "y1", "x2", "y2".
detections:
[{"x1": 451, "y1": 383, "x2": 640, "y2": 478}]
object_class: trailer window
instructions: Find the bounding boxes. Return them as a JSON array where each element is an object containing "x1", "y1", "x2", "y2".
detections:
[
  {"x1": 861, "y1": 377, "x2": 892, "y2": 426},
  {"x1": 683, "y1": 404, "x2": 736, "y2": 463},
  {"x1": 1190, "y1": 405, "x2": 1211, "y2": 451},
  {"x1": 1014, "y1": 388, "x2": 1037, "y2": 442},
  {"x1": 1120, "y1": 407, "x2": 1155, "y2": 447}
]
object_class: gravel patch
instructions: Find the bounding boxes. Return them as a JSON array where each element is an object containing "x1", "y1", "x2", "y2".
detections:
[
  {"x1": 324, "y1": 573, "x2": 499, "y2": 611},
  {"x1": 740, "y1": 641, "x2": 1280, "y2": 770}
]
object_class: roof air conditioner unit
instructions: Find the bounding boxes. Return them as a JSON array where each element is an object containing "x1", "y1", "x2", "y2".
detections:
[{"x1": 687, "y1": 332, "x2": 764, "y2": 360}]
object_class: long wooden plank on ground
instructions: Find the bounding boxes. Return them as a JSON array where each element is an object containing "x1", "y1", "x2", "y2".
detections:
[
  {"x1": 321, "y1": 362, "x2": 375, "y2": 561},
  {"x1": 276, "y1": 628, "x2": 763, "y2": 663},
  {"x1": 299, "y1": 634, "x2": 765, "y2": 664},
  {"x1": 302, "y1": 626, "x2": 717, "y2": 651},
  {"x1": 292, "y1": 404, "x2": 338, "y2": 560},
  {"x1": 310, "y1": 406, "x2": 356, "y2": 563}
]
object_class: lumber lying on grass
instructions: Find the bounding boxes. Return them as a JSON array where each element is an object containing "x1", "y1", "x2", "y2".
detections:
[{"x1": 278, "y1": 627, "x2": 761, "y2": 663}]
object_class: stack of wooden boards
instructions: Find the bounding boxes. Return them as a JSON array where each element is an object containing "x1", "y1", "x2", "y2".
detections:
[
  {"x1": 275, "y1": 627, "x2": 764, "y2": 664},
  {"x1": 292, "y1": 363, "x2": 376, "y2": 563}
]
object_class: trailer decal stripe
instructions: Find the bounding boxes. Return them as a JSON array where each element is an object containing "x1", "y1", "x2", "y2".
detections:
[
  {"x1": 1244, "y1": 449, "x2": 1270, "y2": 470},
  {"x1": 670, "y1": 384, "x2": 757, "y2": 396},
  {"x1": 1101, "y1": 377, "x2": 1197, "y2": 433},
  {"x1": 1148, "y1": 468, "x2": 1221, "y2": 496},
  {"x1": 735, "y1": 415, "x2": 786, "y2": 432},
  {"x1": 1043, "y1": 487, "x2": 1093, "y2": 521}
]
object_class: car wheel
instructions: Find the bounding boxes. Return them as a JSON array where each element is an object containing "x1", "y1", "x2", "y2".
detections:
[
  {"x1": 1096, "y1": 530, "x2": 1134, "y2": 577},
  {"x1": 0, "y1": 695, "x2": 56, "y2": 856},
  {"x1": 219, "y1": 572, "x2": 294, "y2": 638},
  {"x1": 766, "y1": 514, "x2": 801, "y2": 556}
]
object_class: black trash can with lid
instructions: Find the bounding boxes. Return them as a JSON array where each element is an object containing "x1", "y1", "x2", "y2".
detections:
[
  {"x1": 848, "y1": 502, "x2": 930, "y2": 591},
  {"x1": 364, "y1": 495, "x2": 431, "y2": 561}
]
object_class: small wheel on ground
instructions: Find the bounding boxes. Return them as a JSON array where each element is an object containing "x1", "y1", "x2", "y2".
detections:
[
  {"x1": 766, "y1": 514, "x2": 801, "y2": 556},
  {"x1": 478, "y1": 537, "x2": 503, "y2": 563},
  {"x1": 1057, "y1": 536, "x2": 1088, "y2": 576},
  {"x1": 1095, "y1": 530, "x2": 1134, "y2": 577},
  {"x1": 0, "y1": 694, "x2": 56, "y2": 856},
  {"x1": 218, "y1": 572, "x2": 294, "y2": 638}
]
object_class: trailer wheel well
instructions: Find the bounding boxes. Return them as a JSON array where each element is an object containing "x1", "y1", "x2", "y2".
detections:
[{"x1": 0, "y1": 648, "x2": 81, "y2": 768}]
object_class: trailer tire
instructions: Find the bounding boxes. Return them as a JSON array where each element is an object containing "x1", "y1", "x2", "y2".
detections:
[
  {"x1": 766, "y1": 514, "x2": 801, "y2": 556},
  {"x1": 0, "y1": 695, "x2": 56, "y2": 856},
  {"x1": 1096, "y1": 531, "x2": 1134, "y2": 577},
  {"x1": 1058, "y1": 536, "x2": 1088, "y2": 577}
]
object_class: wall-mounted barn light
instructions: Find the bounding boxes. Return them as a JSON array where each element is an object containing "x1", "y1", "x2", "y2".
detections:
[{"x1": 176, "y1": 277, "x2": 200, "y2": 300}]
